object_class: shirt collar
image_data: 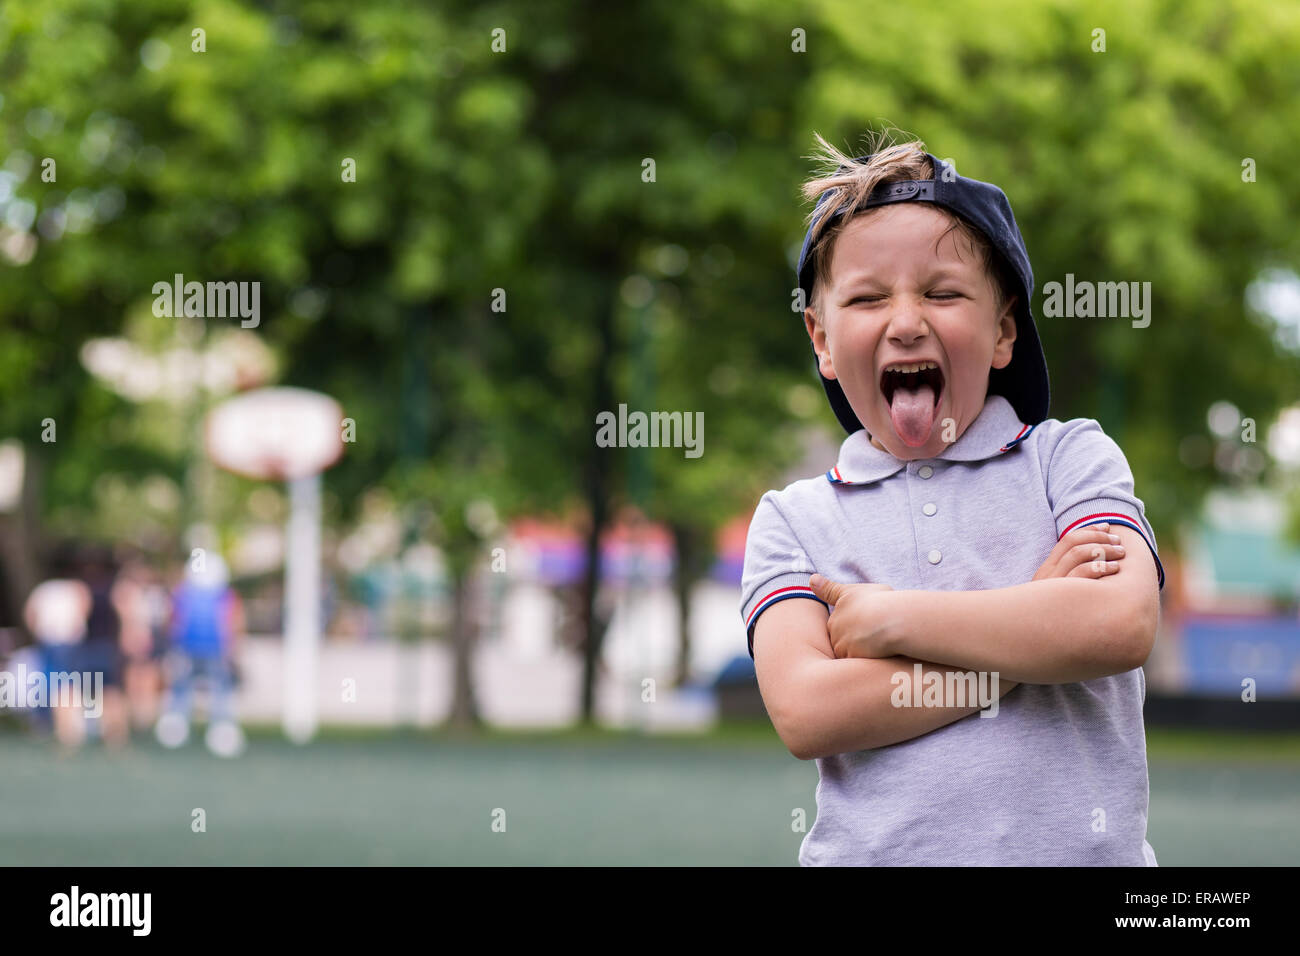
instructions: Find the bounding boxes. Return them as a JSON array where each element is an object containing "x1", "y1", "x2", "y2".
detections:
[{"x1": 826, "y1": 395, "x2": 1035, "y2": 486}]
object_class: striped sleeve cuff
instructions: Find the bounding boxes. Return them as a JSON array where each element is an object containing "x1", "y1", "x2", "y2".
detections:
[
  {"x1": 1056, "y1": 502, "x2": 1165, "y2": 590},
  {"x1": 741, "y1": 572, "x2": 829, "y2": 659}
]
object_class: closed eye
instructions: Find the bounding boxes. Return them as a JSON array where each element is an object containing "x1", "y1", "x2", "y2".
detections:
[{"x1": 846, "y1": 292, "x2": 964, "y2": 305}]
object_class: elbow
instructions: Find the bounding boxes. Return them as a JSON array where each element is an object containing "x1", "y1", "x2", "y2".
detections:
[
  {"x1": 778, "y1": 723, "x2": 817, "y2": 761},
  {"x1": 788, "y1": 739, "x2": 822, "y2": 762},
  {"x1": 1120, "y1": 597, "x2": 1159, "y2": 672},
  {"x1": 1126, "y1": 628, "x2": 1156, "y2": 673},
  {"x1": 786, "y1": 720, "x2": 836, "y2": 761},
  {"x1": 768, "y1": 707, "x2": 820, "y2": 761},
  {"x1": 790, "y1": 730, "x2": 823, "y2": 761}
]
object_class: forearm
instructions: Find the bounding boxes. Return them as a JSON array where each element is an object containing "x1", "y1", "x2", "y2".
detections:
[
  {"x1": 785, "y1": 655, "x2": 1017, "y2": 759},
  {"x1": 887, "y1": 579, "x2": 1152, "y2": 684}
]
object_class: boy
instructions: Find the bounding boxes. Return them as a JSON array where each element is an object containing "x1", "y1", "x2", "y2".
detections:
[{"x1": 740, "y1": 135, "x2": 1165, "y2": 866}]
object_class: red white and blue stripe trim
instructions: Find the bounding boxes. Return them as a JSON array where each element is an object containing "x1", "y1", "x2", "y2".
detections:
[
  {"x1": 745, "y1": 584, "x2": 825, "y2": 631},
  {"x1": 745, "y1": 584, "x2": 828, "y2": 657},
  {"x1": 825, "y1": 465, "x2": 855, "y2": 485},
  {"x1": 998, "y1": 423, "x2": 1035, "y2": 453},
  {"x1": 748, "y1": 582, "x2": 826, "y2": 658},
  {"x1": 1060, "y1": 512, "x2": 1166, "y2": 589}
]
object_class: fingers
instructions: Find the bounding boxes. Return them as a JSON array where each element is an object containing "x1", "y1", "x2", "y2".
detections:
[
  {"x1": 1038, "y1": 524, "x2": 1107, "y2": 578},
  {"x1": 1065, "y1": 558, "x2": 1122, "y2": 579},
  {"x1": 809, "y1": 573, "x2": 847, "y2": 607},
  {"x1": 1064, "y1": 542, "x2": 1126, "y2": 565},
  {"x1": 1067, "y1": 524, "x2": 1119, "y2": 545},
  {"x1": 1054, "y1": 525, "x2": 1119, "y2": 560},
  {"x1": 1036, "y1": 524, "x2": 1129, "y2": 581},
  {"x1": 1062, "y1": 541, "x2": 1126, "y2": 579}
]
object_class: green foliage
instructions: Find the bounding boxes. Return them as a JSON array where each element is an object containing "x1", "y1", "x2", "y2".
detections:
[
  {"x1": 804, "y1": 0, "x2": 1300, "y2": 541},
  {"x1": 0, "y1": 0, "x2": 1296, "y2": 573}
]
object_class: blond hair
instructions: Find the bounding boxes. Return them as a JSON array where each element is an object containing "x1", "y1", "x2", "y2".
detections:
[{"x1": 799, "y1": 131, "x2": 1015, "y2": 318}]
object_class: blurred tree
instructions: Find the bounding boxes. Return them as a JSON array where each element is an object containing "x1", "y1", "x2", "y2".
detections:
[
  {"x1": 0, "y1": 0, "x2": 1297, "y2": 729},
  {"x1": 0, "y1": 0, "x2": 545, "y2": 728},
  {"x1": 803, "y1": 0, "x2": 1300, "y2": 542},
  {"x1": 492, "y1": 0, "x2": 814, "y2": 708}
]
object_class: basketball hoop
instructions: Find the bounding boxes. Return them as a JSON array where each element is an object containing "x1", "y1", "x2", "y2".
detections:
[
  {"x1": 202, "y1": 386, "x2": 345, "y2": 745},
  {"x1": 204, "y1": 387, "x2": 344, "y2": 481}
]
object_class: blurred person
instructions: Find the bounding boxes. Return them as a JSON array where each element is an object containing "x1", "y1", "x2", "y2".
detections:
[
  {"x1": 75, "y1": 545, "x2": 130, "y2": 748},
  {"x1": 75, "y1": 548, "x2": 129, "y2": 744},
  {"x1": 113, "y1": 557, "x2": 169, "y2": 733},
  {"x1": 3, "y1": 643, "x2": 47, "y2": 733},
  {"x1": 155, "y1": 553, "x2": 246, "y2": 757},
  {"x1": 22, "y1": 552, "x2": 93, "y2": 749}
]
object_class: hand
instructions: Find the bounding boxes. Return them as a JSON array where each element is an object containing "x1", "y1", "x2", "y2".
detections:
[
  {"x1": 809, "y1": 573, "x2": 898, "y2": 660},
  {"x1": 1032, "y1": 523, "x2": 1127, "y2": 582}
]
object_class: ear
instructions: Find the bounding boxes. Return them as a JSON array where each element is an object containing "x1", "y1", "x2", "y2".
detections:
[
  {"x1": 804, "y1": 307, "x2": 837, "y2": 380},
  {"x1": 990, "y1": 297, "x2": 1017, "y2": 371}
]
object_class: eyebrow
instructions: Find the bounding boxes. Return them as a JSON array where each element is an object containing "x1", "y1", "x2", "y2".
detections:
[{"x1": 835, "y1": 267, "x2": 979, "y2": 288}]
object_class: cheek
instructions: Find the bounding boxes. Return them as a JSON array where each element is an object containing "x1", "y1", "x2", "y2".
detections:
[
  {"x1": 834, "y1": 322, "x2": 879, "y2": 364},
  {"x1": 837, "y1": 340, "x2": 879, "y2": 388},
  {"x1": 945, "y1": 325, "x2": 995, "y2": 370}
]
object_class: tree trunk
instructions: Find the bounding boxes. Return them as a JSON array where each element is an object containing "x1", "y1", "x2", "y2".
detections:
[
  {"x1": 578, "y1": 460, "x2": 611, "y2": 725},
  {"x1": 0, "y1": 444, "x2": 44, "y2": 639},
  {"x1": 579, "y1": 291, "x2": 616, "y2": 725},
  {"x1": 447, "y1": 563, "x2": 481, "y2": 730},
  {"x1": 671, "y1": 522, "x2": 696, "y2": 688}
]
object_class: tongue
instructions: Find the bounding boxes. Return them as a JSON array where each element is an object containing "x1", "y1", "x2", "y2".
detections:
[{"x1": 889, "y1": 384, "x2": 936, "y2": 447}]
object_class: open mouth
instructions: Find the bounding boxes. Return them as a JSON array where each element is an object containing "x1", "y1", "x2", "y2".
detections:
[
  {"x1": 880, "y1": 361, "x2": 944, "y2": 447},
  {"x1": 880, "y1": 362, "x2": 944, "y2": 405}
]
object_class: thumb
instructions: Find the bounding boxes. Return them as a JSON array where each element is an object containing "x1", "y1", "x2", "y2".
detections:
[{"x1": 809, "y1": 573, "x2": 847, "y2": 606}]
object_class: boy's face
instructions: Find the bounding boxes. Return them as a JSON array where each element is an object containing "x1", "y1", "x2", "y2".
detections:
[{"x1": 804, "y1": 204, "x2": 1017, "y2": 460}]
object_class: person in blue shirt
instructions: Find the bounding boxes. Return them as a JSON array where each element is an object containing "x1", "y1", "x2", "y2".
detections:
[{"x1": 155, "y1": 553, "x2": 246, "y2": 757}]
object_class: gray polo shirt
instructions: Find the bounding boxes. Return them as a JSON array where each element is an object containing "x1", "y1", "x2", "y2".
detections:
[{"x1": 739, "y1": 394, "x2": 1165, "y2": 866}]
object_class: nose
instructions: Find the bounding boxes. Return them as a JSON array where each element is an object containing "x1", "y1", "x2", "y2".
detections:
[{"x1": 885, "y1": 297, "x2": 930, "y2": 347}]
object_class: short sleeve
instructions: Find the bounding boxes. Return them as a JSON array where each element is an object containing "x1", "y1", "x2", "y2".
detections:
[
  {"x1": 739, "y1": 491, "x2": 828, "y2": 659},
  {"x1": 1043, "y1": 419, "x2": 1165, "y2": 590}
]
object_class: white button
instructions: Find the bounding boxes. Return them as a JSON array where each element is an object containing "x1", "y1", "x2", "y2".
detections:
[
  {"x1": 927, "y1": 549, "x2": 942, "y2": 564},
  {"x1": 923, "y1": 503, "x2": 937, "y2": 516},
  {"x1": 918, "y1": 465, "x2": 934, "y2": 478}
]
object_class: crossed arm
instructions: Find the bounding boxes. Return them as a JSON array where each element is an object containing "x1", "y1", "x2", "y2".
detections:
[
  {"x1": 814, "y1": 524, "x2": 1160, "y2": 683},
  {"x1": 752, "y1": 524, "x2": 1160, "y2": 760}
]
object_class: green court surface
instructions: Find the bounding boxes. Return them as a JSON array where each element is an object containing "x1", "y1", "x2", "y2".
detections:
[{"x1": 1, "y1": 724, "x2": 1297, "y2": 865}]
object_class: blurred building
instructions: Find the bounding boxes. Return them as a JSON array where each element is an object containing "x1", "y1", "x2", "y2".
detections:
[{"x1": 1155, "y1": 489, "x2": 1300, "y2": 698}]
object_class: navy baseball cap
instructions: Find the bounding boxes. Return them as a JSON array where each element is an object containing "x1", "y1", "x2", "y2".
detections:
[{"x1": 797, "y1": 152, "x2": 1050, "y2": 433}]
